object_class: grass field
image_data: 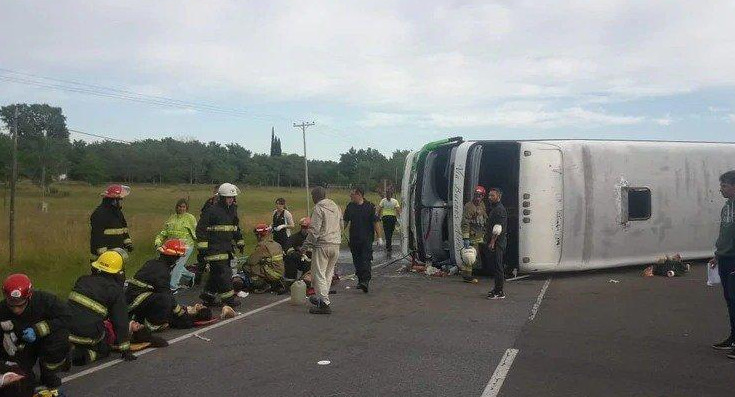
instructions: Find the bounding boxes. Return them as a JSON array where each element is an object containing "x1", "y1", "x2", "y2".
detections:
[{"x1": 0, "y1": 181, "x2": 379, "y2": 297}]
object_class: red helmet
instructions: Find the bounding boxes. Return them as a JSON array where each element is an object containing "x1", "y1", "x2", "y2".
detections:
[
  {"x1": 474, "y1": 185, "x2": 486, "y2": 196},
  {"x1": 101, "y1": 184, "x2": 131, "y2": 199},
  {"x1": 254, "y1": 223, "x2": 271, "y2": 237},
  {"x1": 158, "y1": 239, "x2": 188, "y2": 256},
  {"x1": 3, "y1": 274, "x2": 33, "y2": 306},
  {"x1": 299, "y1": 217, "x2": 311, "y2": 228}
]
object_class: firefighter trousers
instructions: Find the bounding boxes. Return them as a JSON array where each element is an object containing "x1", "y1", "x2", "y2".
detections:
[
  {"x1": 13, "y1": 328, "x2": 70, "y2": 381},
  {"x1": 69, "y1": 322, "x2": 110, "y2": 366},
  {"x1": 130, "y1": 292, "x2": 175, "y2": 332},
  {"x1": 204, "y1": 258, "x2": 235, "y2": 302}
]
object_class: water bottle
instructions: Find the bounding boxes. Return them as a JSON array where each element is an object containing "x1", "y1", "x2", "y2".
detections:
[{"x1": 290, "y1": 280, "x2": 307, "y2": 305}]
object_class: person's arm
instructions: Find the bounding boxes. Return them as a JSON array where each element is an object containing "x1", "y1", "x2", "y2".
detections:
[
  {"x1": 153, "y1": 218, "x2": 169, "y2": 248},
  {"x1": 233, "y1": 214, "x2": 245, "y2": 253},
  {"x1": 372, "y1": 203, "x2": 383, "y2": 244},
  {"x1": 90, "y1": 211, "x2": 104, "y2": 256},
  {"x1": 285, "y1": 210, "x2": 295, "y2": 230},
  {"x1": 304, "y1": 207, "x2": 323, "y2": 250},
  {"x1": 109, "y1": 291, "x2": 132, "y2": 355},
  {"x1": 195, "y1": 210, "x2": 210, "y2": 254},
  {"x1": 378, "y1": 199, "x2": 384, "y2": 218},
  {"x1": 121, "y1": 213, "x2": 133, "y2": 252},
  {"x1": 395, "y1": 199, "x2": 401, "y2": 217},
  {"x1": 33, "y1": 293, "x2": 70, "y2": 339}
]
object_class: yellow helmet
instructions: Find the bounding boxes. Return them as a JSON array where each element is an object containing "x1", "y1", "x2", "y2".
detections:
[{"x1": 92, "y1": 251, "x2": 124, "y2": 274}]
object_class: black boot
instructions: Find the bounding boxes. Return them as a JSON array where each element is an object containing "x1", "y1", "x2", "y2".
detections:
[{"x1": 309, "y1": 302, "x2": 332, "y2": 314}]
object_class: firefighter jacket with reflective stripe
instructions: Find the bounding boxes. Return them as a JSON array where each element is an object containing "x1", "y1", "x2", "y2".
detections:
[
  {"x1": 67, "y1": 273, "x2": 130, "y2": 351},
  {"x1": 154, "y1": 213, "x2": 197, "y2": 247},
  {"x1": 0, "y1": 290, "x2": 71, "y2": 339},
  {"x1": 461, "y1": 200, "x2": 487, "y2": 243},
  {"x1": 196, "y1": 200, "x2": 244, "y2": 256},
  {"x1": 90, "y1": 199, "x2": 131, "y2": 256},
  {"x1": 286, "y1": 231, "x2": 308, "y2": 255},
  {"x1": 125, "y1": 257, "x2": 176, "y2": 310},
  {"x1": 244, "y1": 239, "x2": 285, "y2": 282}
]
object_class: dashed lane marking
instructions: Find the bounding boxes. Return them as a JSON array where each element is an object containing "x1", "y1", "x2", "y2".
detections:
[
  {"x1": 528, "y1": 278, "x2": 551, "y2": 321},
  {"x1": 481, "y1": 348, "x2": 519, "y2": 397}
]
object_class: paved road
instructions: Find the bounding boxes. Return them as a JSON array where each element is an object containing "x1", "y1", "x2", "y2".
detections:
[{"x1": 59, "y1": 254, "x2": 733, "y2": 396}]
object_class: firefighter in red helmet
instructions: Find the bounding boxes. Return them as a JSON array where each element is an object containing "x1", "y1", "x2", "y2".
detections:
[
  {"x1": 0, "y1": 274, "x2": 71, "y2": 389},
  {"x1": 90, "y1": 184, "x2": 133, "y2": 262}
]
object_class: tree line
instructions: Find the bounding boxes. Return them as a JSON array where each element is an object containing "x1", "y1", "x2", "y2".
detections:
[{"x1": 0, "y1": 104, "x2": 409, "y2": 190}]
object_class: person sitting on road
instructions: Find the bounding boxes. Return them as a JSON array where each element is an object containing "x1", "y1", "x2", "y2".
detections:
[
  {"x1": 67, "y1": 249, "x2": 136, "y2": 365},
  {"x1": 284, "y1": 217, "x2": 312, "y2": 281},
  {"x1": 126, "y1": 239, "x2": 204, "y2": 333},
  {"x1": 235, "y1": 224, "x2": 286, "y2": 294},
  {"x1": 0, "y1": 274, "x2": 71, "y2": 390}
]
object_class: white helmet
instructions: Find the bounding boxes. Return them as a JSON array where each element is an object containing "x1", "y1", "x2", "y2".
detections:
[
  {"x1": 460, "y1": 247, "x2": 477, "y2": 267},
  {"x1": 218, "y1": 183, "x2": 240, "y2": 197}
]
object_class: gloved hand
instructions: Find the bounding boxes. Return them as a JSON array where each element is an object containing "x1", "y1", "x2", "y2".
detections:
[
  {"x1": 124, "y1": 244, "x2": 134, "y2": 253},
  {"x1": 238, "y1": 246, "x2": 245, "y2": 254},
  {"x1": 3, "y1": 332, "x2": 18, "y2": 357},
  {"x1": 463, "y1": 239, "x2": 471, "y2": 249},
  {"x1": 0, "y1": 320, "x2": 13, "y2": 332},
  {"x1": 21, "y1": 328, "x2": 36, "y2": 343},
  {"x1": 274, "y1": 225, "x2": 286, "y2": 231},
  {"x1": 121, "y1": 350, "x2": 137, "y2": 361}
]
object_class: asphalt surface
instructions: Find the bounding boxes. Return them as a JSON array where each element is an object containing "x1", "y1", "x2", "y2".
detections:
[{"x1": 58, "y1": 253, "x2": 733, "y2": 396}]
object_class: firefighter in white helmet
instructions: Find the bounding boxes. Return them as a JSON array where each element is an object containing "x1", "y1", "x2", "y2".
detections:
[{"x1": 195, "y1": 183, "x2": 245, "y2": 307}]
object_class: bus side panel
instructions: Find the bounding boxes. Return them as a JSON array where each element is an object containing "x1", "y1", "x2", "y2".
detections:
[{"x1": 518, "y1": 143, "x2": 564, "y2": 272}]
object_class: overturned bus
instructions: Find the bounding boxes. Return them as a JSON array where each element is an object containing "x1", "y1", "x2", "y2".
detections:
[{"x1": 400, "y1": 138, "x2": 735, "y2": 273}]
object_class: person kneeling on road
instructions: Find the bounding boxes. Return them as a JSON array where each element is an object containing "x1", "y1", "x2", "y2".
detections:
[
  {"x1": 126, "y1": 239, "x2": 205, "y2": 335},
  {"x1": 67, "y1": 249, "x2": 136, "y2": 365},
  {"x1": 1, "y1": 274, "x2": 71, "y2": 390},
  {"x1": 236, "y1": 224, "x2": 286, "y2": 295},
  {"x1": 284, "y1": 217, "x2": 313, "y2": 281}
]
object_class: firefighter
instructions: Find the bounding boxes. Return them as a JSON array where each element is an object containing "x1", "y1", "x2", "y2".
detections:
[
  {"x1": 238, "y1": 223, "x2": 286, "y2": 294},
  {"x1": 90, "y1": 184, "x2": 133, "y2": 262},
  {"x1": 67, "y1": 250, "x2": 136, "y2": 365},
  {"x1": 284, "y1": 217, "x2": 312, "y2": 280},
  {"x1": 126, "y1": 239, "x2": 201, "y2": 332},
  {"x1": 196, "y1": 183, "x2": 244, "y2": 307},
  {"x1": 460, "y1": 185, "x2": 488, "y2": 284},
  {"x1": 0, "y1": 274, "x2": 71, "y2": 389}
]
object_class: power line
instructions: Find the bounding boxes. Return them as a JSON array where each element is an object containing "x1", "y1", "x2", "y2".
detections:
[{"x1": 68, "y1": 128, "x2": 131, "y2": 144}]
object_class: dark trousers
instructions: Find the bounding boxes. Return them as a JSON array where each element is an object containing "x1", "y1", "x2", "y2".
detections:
[
  {"x1": 284, "y1": 253, "x2": 311, "y2": 280},
  {"x1": 481, "y1": 243, "x2": 505, "y2": 293},
  {"x1": 204, "y1": 258, "x2": 235, "y2": 301},
  {"x1": 350, "y1": 240, "x2": 373, "y2": 284},
  {"x1": 130, "y1": 292, "x2": 175, "y2": 330},
  {"x1": 382, "y1": 216, "x2": 397, "y2": 251},
  {"x1": 12, "y1": 329, "x2": 70, "y2": 382},
  {"x1": 69, "y1": 321, "x2": 110, "y2": 365},
  {"x1": 717, "y1": 256, "x2": 735, "y2": 340}
]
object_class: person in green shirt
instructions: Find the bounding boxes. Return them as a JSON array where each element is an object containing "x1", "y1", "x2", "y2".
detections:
[{"x1": 154, "y1": 199, "x2": 197, "y2": 290}]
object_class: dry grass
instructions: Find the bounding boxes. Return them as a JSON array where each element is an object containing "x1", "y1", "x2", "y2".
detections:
[{"x1": 0, "y1": 182, "x2": 374, "y2": 297}]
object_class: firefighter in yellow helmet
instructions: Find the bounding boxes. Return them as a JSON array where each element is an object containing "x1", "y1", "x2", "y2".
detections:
[
  {"x1": 67, "y1": 249, "x2": 136, "y2": 365},
  {"x1": 237, "y1": 223, "x2": 286, "y2": 294}
]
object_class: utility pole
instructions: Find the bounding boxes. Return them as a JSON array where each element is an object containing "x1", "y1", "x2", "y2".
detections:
[
  {"x1": 9, "y1": 106, "x2": 19, "y2": 265},
  {"x1": 294, "y1": 121, "x2": 315, "y2": 214}
]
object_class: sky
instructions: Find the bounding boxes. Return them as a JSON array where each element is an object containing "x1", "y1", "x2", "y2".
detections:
[{"x1": 1, "y1": 0, "x2": 735, "y2": 160}]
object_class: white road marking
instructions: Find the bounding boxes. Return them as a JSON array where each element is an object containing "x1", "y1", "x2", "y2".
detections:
[
  {"x1": 506, "y1": 274, "x2": 530, "y2": 282},
  {"x1": 62, "y1": 255, "x2": 403, "y2": 385},
  {"x1": 481, "y1": 348, "x2": 519, "y2": 397},
  {"x1": 528, "y1": 278, "x2": 551, "y2": 321}
]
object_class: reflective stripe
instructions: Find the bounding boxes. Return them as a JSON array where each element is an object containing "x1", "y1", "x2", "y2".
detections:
[
  {"x1": 128, "y1": 292, "x2": 152, "y2": 311},
  {"x1": 127, "y1": 278, "x2": 153, "y2": 290},
  {"x1": 69, "y1": 292, "x2": 108, "y2": 317},
  {"x1": 220, "y1": 290, "x2": 235, "y2": 299},
  {"x1": 236, "y1": 240, "x2": 245, "y2": 247},
  {"x1": 34, "y1": 321, "x2": 51, "y2": 338},
  {"x1": 42, "y1": 357, "x2": 67, "y2": 370},
  {"x1": 270, "y1": 254, "x2": 283, "y2": 262},
  {"x1": 88, "y1": 350, "x2": 98, "y2": 363},
  {"x1": 112, "y1": 341, "x2": 131, "y2": 351},
  {"x1": 69, "y1": 333, "x2": 105, "y2": 346},
  {"x1": 206, "y1": 225, "x2": 238, "y2": 232},
  {"x1": 173, "y1": 305, "x2": 184, "y2": 316},
  {"x1": 103, "y1": 228, "x2": 129, "y2": 235},
  {"x1": 197, "y1": 241, "x2": 209, "y2": 249},
  {"x1": 144, "y1": 319, "x2": 167, "y2": 332},
  {"x1": 123, "y1": 238, "x2": 133, "y2": 245},
  {"x1": 286, "y1": 248, "x2": 295, "y2": 254},
  {"x1": 205, "y1": 253, "x2": 230, "y2": 262}
]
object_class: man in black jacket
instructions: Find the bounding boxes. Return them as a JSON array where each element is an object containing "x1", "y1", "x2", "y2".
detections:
[
  {"x1": 126, "y1": 239, "x2": 200, "y2": 331},
  {"x1": 1, "y1": 274, "x2": 71, "y2": 389},
  {"x1": 196, "y1": 183, "x2": 244, "y2": 307},
  {"x1": 485, "y1": 187, "x2": 508, "y2": 300},
  {"x1": 284, "y1": 217, "x2": 312, "y2": 280},
  {"x1": 90, "y1": 184, "x2": 133, "y2": 262},
  {"x1": 67, "y1": 250, "x2": 136, "y2": 365}
]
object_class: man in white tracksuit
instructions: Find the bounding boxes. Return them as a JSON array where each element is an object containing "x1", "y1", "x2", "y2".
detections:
[{"x1": 302, "y1": 186, "x2": 342, "y2": 315}]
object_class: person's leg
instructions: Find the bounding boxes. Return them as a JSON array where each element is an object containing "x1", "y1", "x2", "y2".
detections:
[
  {"x1": 311, "y1": 246, "x2": 330, "y2": 305},
  {"x1": 138, "y1": 292, "x2": 174, "y2": 332},
  {"x1": 718, "y1": 257, "x2": 735, "y2": 340},
  {"x1": 284, "y1": 253, "x2": 299, "y2": 280},
  {"x1": 382, "y1": 216, "x2": 396, "y2": 252},
  {"x1": 37, "y1": 329, "x2": 70, "y2": 387},
  {"x1": 493, "y1": 247, "x2": 506, "y2": 295},
  {"x1": 324, "y1": 245, "x2": 339, "y2": 301},
  {"x1": 363, "y1": 240, "x2": 373, "y2": 284},
  {"x1": 349, "y1": 241, "x2": 365, "y2": 284}
]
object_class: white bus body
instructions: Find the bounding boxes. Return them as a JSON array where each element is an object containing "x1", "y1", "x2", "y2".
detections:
[{"x1": 401, "y1": 139, "x2": 735, "y2": 273}]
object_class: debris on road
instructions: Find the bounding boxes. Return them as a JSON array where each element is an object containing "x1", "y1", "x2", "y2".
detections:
[
  {"x1": 642, "y1": 254, "x2": 691, "y2": 278},
  {"x1": 608, "y1": 279, "x2": 620, "y2": 283},
  {"x1": 193, "y1": 334, "x2": 211, "y2": 342},
  {"x1": 317, "y1": 360, "x2": 331, "y2": 365}
]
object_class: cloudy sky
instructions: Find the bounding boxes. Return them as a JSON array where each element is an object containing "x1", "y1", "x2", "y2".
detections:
[{"x1": 2, "y1": 1, "x2": 734, "y2": 160}]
